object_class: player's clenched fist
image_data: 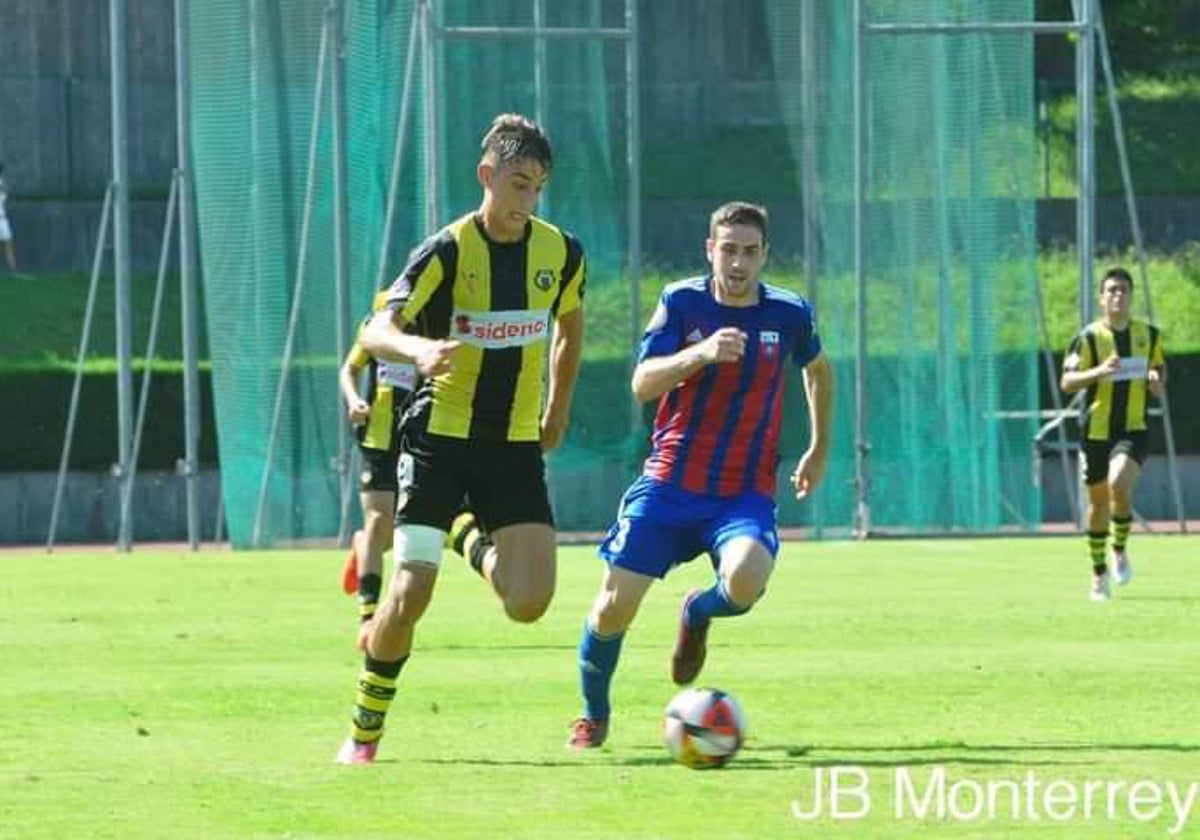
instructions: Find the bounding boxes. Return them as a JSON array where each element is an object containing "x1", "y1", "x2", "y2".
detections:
[
  {"x1": 700, "y1": 327, "x2": 747, "y2": 364},
  {"x1": 415, "y1": 339, "x2": 460, "y2": 377}
]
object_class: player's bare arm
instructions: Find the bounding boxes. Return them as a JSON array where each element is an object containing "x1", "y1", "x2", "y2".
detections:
[
  {"x1": 1060, "y1": 352, "x2": 1121, "y2": 393},
  {"x1": 338, "y1": 356, "x2": 370, "y2": 425},
  {"x1": 361, "y1": 309, "x2": 459, "y2": 377},
  {"x1": 631, "y1": 327, "x2": 747, "y2": 403},
  {"x1": 791, "y1": 351, "x2": 833, "y2": 499},
  {"x1": 542, "y1": 307, "x2": 584, "y2": 451}
]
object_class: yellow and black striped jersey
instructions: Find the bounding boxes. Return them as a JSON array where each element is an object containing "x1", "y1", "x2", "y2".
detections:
[
  {"x1": 1063, "y1": 318, "x2": 1165, "y2": 440},
  {"x1": 386, "y1": 212, "x2": 586, "y2": 442},
  {"x1": 347, "y1": 293, "x2": 417, "y2": 451}
]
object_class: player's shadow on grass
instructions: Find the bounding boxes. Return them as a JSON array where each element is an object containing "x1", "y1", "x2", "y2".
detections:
[
  {"x1": 745, "y1": 740, "x2": 1200, "y2": 770},
  {"x1": 414, "y1": 740, "x2": 1200, "y2": 772},
  {"x1": 807, "y1": 741, "x2": 1200, "y2": 754},
  {"x1": 423, "y1": 643, "x2": 578, "y2": 651},
  {"x1": 1122, "y1": 595, "x2": 1200, "y2": 602}
]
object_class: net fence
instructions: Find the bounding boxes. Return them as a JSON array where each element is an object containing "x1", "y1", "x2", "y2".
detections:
[{"x1": 189, "y1": 0, "x2": 1039, "y2": 546}]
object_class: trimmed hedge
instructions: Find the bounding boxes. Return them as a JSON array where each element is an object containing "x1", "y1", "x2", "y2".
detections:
[{"x1": 4, "y1": 352, "x2": 1196, "y2": 472}]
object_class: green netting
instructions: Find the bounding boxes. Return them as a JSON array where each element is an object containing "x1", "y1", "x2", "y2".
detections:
[
  {"x1": 190, "y1": 0, "x2": 632, "y2": 546},
  {"x1": 769, "y1": 0, "x2": 1041, "y2": 533},
  {"x1": 190, "y1": 0, "x2": 1040, "y2": 546}
]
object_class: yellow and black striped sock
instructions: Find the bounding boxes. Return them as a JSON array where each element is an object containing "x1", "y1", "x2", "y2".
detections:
[
  {"x1": 358, "y1": 573, "x2": 381, "y2": 623},
  {"x1": 1110, "y1": 515, "x2": 1132, "y2": 553},
  {"x1": 450, "y1": 513, "x2": 493, "y2": 577},
  {"x1": 349, "y1": 655, "x2": 407, "y2": 744},
  {"x1": 1087, "y1": 531, "x2": 1108, "y2": 575}
]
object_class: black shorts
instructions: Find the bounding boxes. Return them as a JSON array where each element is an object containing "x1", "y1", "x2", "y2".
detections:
[
  {"x1": 1082, "y1": 432, "x2": 1148, "y2": 485},
  {"x1": 359, "y1": 445, "x2": 399, "y2": 493},
  {"x1": 395, "y1": 428, "x2": 554, "y2": 533}
]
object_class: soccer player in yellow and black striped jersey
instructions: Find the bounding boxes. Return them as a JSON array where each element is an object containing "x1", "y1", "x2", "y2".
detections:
[
  {"x1": 336, "y1": 114, "x2": 586, "y2": 765},
  {"x1": 337, "y1": 291, "x2": 416, "y2": 648},
  {"x1": 1061, "y1": 267, "x2": 1166, "y2": 602}
]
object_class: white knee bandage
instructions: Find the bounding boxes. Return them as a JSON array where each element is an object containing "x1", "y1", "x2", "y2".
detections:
[{"x1": 394, "y1": 524, "x2": 446, "y2": 568}]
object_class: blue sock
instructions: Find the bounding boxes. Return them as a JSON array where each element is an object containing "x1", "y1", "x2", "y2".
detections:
[
  {"x1": 578, "y1": 622, "x2": 624, "y2": 721},
  {"x1": 685, "y1": 580, "x2": 752, "y2": 628}
]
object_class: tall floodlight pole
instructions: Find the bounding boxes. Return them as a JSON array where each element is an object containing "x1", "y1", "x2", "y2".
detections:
[
  {"x1": 851, "y1": 0, "x2": 870, "y2": 538},
  {"x1": 329, "y1": 0, "x2": 353, "y2": 546},
  {"x1": 175, "y1": 0, "x2": 202, "y2": 549},
  {"x1": 1075, "y1": 0, "x2": 1095, "y2": 325},
  {"x1": 112, "y1": 0, "x2": 135, "y2": 551}
]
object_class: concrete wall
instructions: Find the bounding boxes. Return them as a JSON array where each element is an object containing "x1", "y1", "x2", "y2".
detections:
[
  {"x1": 0, "y1": 0, "x2": 176, "y2": 197},
  {"x1": 4, "y1": 2, "x2": 1200, "y2": 273},
  {"x1": 1, "y1": 470, "x2": 224, "y2": 545}
]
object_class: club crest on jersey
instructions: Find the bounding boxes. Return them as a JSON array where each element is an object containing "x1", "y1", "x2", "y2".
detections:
[
  {"x1": 686, "y1": 328, "x2": 704, "y2": 344},
  {"x1": 760, "y1": 330, "x2": 780, "y2": 358},
  {"x1": 534, "y1": 268, "x2": 555, "y2": 291}
]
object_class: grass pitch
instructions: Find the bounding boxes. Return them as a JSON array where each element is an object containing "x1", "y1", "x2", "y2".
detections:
[{"x1": 2, "y1": 536, "x2": 1198, "y2": 839}]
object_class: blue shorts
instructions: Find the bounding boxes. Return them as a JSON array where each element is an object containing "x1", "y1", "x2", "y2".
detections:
[{"x1": 598, "y1": 475, "x2": 779, "y2": 579}]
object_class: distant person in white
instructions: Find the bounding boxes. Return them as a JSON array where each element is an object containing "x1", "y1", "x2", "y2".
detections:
[{"x1": 0, "y1": 161, "x2": 22, "y2": 274}]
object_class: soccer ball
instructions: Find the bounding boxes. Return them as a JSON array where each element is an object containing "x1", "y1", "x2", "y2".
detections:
[{"x1": 662, "y1": 687, "x2": 746, "y2": 769}]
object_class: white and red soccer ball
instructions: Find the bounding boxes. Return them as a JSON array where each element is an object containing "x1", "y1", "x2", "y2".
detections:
[{"x1": 662, "y1": 687, "x2": 746, "y2": 769}]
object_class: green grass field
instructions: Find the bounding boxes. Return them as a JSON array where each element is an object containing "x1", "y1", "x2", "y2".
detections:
[{"x1": 3, "y1": 537, "x2": 1199, "y2": 839}]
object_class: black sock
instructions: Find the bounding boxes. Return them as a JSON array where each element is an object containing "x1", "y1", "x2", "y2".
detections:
[{"x1": 358, "y1": 573, "x2": 382, "y2": 622}]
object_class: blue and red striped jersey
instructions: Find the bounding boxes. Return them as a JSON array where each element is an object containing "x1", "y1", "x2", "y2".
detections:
[{"x1": 639, "y1": 275, "x2": 821, "y2": 499}]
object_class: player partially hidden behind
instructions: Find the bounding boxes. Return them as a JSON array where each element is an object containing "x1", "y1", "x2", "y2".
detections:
[
  {"x1": 337, "y1": 291, "x2": 415, "y2": 649},
  {"x1": 567, "y1": 201, "x2": 833, "y2": 749},
  {"x1": 1061, "y1": 266, "x2": 1165, "y2": 602},
  {"x1": 336, "y1": 113, "x2": 586, "y2": 764}
]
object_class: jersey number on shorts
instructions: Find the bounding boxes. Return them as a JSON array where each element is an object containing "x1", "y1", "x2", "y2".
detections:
[{"x1": 608, "y1": 517, "x2": 632, "y2": 554}]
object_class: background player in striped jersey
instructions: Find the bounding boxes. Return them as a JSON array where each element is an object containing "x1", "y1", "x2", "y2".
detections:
[
  {"x1": 337, "y1": 291, "x2": 416, "y2": 648},
  {"x1": 567, "y1": 201, "x2": 833, "y2": 749},
  {"x1": 1061, "y1": 266, "x2": 1166, "y2": 602},
  {"x1": 336, "y1": 114, "x2": 586, "y2": 764}
]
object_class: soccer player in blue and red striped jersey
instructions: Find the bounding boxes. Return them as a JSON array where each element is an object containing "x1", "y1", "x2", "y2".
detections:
[{"x1": 567, "y1": 201, "x2": 834, "y2": 749}]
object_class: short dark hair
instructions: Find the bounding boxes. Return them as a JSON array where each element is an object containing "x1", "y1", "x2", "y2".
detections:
[
  {"x1": 1102, "y1": 266, "x2": 1134, "y2": 291},
  {"x1": 480, "y1": 113, "x2": 552, "y2": 171},
  {"x1": 709, "y1": 201, "x2": 769, "y2": 243}
]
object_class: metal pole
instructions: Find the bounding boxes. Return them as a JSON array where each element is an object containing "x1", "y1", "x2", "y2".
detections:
[
  {"x1": 439, "y1": 25, "x2": 640, "y2": 40},
  {"x1": 1095, "y1": 4, "x2": 1187, "y2": 531},
  {"x1": 47, "y1": 185, "x2": 115, "y2": 552},
  {"x1": 866, "y1": 21, "x2": 1087, "y2": 36},
  {"x1": 799, "y1": 0, "x2": 822, "y2": 538},
  {"x1": 625, "y1": 0, "x2": 643, "y2": 442},
  {"x1": 329, "y1": 0, "x2": 353, "y2": 547},
  {"x1": 251, "y1": 20, "x2": 330, "y2": 548},
  {"x1": 1075, "y1": 0, "x2": 1095, "y2": 326},
  {"x1": 799, "y1": 0, "x2": 819, "y2": 314},
  {"x1": 422, "y1": 0, "x2": 441, "y2": 234},
  {"x1": 852, "y1": 0, "x2": 870, "y2": 538},
  {"x1": 119, "y1": 173, "x2": 180, "y2": 536},
  {"x1": 533, "y1": 0, "x2": 551, "y2": 220},
  {"x1": 175, "y1": 0, "x2": 202, "y2": 550},
  {"x1": 111, "y1": 0, "x2": 135, "y2": 551},
  {"x1": 374, "y1": 9, "x2": 421, "y2": 290}
]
